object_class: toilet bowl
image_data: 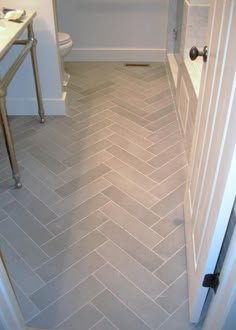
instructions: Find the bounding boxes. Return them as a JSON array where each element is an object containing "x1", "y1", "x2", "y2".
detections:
[{"x1": 58, "y1": 32, "x2": 73, "y2": 87}]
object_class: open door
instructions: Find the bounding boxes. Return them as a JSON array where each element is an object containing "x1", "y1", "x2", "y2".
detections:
[{"x1": 184, "y1": 0, "x2": 236, "y2": 323}]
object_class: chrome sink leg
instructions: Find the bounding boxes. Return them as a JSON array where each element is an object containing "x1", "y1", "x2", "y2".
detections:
[
  {"x1": 28, "y1": 23, "x2": 45, "y2": 124},
  {"x1": 0, "y1": 89, "x2": 22, "y2": 189}
]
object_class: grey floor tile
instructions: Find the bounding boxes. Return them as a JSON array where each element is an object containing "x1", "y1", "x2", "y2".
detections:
[
  {"x1": 144, "y1": 94, "x2": 172, "y2": 113},
  {"x1": 3, "y1": 201, "x2": 53, "y2": 246},
  {"x1": 13, "y1": 282, "x2": 39, "y2": 322},
  {"x1": 98, "y1": 241, "x2": 167, "y2": 300},
  {"x1": 111, "y1": 106, "x2": 150, "y2": 127},
  {"x1": 0, "y1": 208, "x2": 7, "y2": 222},
  {"x1": 104, "y1": 171, "x2": 158, "y2": 208},
  {"x1": 95, "y1": 264, "x2": 168, "y2": 329},
  {"x1": 90, "y1": 317, "x2": 117, "y2": 330},
  {"x1": 103, "y1": 186, "x2": 160, "y2": 227},
  {"x1": 110, "y1": 113, "x2": 152, "y2": 137},
  {"x1": 63, "y1": 139, "x2": 112, "y2": 167},
  {"x1": 55, "y1": 164, "x2": 111, "y2": 198},
  {"x1": 73, "y1": 101, "x2": 114, "y2": 121},
  {"x1": 151, "y1": 184, "x2": 186, "y2": 217},
  {"x1": 28, "y1": 276, "x2": 104, "y2": 329},
  {"x1": 30, "y1": 132, "x2": 73, "y2": 162},
  {"x1": 107, "y1": 134, "x2": 154, "y2": 162},
  {"x1": 156, "y1": 272, "x2": 189, "y2": 314},
  {"x1": 0, "y1": 63, "x2": 191, "y2": 327},
  {"x1": 67, "y1": 128, "x2": 113, "y2": 154},
  {"x1": 92, "y1": 290, "x2": 150, "y2": 330},
  {"x1": 151, "y1": 166, "x2": 187, "y2": 200},
  {"x1": 0, "y1": 219, "x2": 48, "y2": 269},
  {"x1": 101, "y1": 202, "x2": 162, "y2": 248},
  {"x1": 56, "y1": 303, "x2": 103, "y2": 330},
  {"x1": 106, "y1": 145, "x2": 155, "y2": 175},
  {"x1": 153, "y1": 225, "x2": 185, "y2": 261},
  {"x1": 149, "y1": 153, "x2": 187, "y2": 183},
  {"x1": 0, "y1": 191, "x2": 15, "y2": 208},
  {"x1": 36, "y1": 230, "x2": 107, "y2": 282},
  {"x1": 99, "y1": 221, "x2": 163, "y2": 271},
  {"x1": 20, "y1": 169, "x2": 61, "y2": 206},
  {"x1": 145, "y1": 103, "x2": 174, "y2": 122},
  {"x1": 36, "y1": 124, "x2": 73, "y2": 148},
  {"x1": 146, "y1": 112, "x2": 177, "y2": 132},
  {"x1": 72, "y1": 119, "x2": 113, "y2": 141},
  {"x1": 42, "y1": 211, "x2": 108, "y2": 257},
  {"x1": 147, "y1": 131, "x2": 182, "y2": 155},
  {"x1": 73, "y1": 110, "x2": 114, "y2": 132},
  {"x1": 110, "y1": 96, "x2": 148, "y2": 117},
  {"x1": 30, "y1": 252, "x2": 105, "y2": 310},
  {"x1": 51, "y1": 178, "x2": 111, "y2": 216},
  {"x1": 147, "y1": 121, "x2": 180, "y2": 143},
  {"x1": 28, "y1": 146, "x2": 67, "y2": 174},
  {"x1": 20, "y1": 156, "x2": 65, "y2": 190},
  {"x1": 10, "y1": 187, "x2": 57, "y2": 225},
  {"x1": 154, "y1": 246, "x2": 187, "y2": 286},
  {"x1": 158, "y1": 300, "x2": 197, "y2": 330},
  {"x1": 0, "y1": 237, "x2": 44, "y2": 295},
  {"x1": 59, "y1": 151, "x2": 112, "y2": 183},
  {"x1": 152, "y1": 204, "x2": 184, "y2": 237},
  {"x1": 47, "y1": 193, "x2": 109, "y2": 235},
  {"x1": 148, "y1": 142, "x2": 185, "y2": 169},
  {"x1": 110, "y1": 124, "x2": 152, "y2": 149},
  {"x1": 105, "y1": 158, "x2": 157, "y2": 191}
]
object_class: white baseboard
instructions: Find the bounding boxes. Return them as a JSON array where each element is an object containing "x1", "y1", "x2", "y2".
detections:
[
  {"x1": 66, "y1": 48, "x2": 167, "y2": 62},
  {"x1": 6, "y1": 93, "x2": 67, "y2": 116}
]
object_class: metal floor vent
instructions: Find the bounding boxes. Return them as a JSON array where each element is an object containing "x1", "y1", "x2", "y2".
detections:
[{"x1": 125, "y1": 63, "x2": 150, "y2": 67}]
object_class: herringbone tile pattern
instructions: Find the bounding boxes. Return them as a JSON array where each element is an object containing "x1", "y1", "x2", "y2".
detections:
[{"x1": 0, "y1": 63, "x2": 195, "y2": 329}]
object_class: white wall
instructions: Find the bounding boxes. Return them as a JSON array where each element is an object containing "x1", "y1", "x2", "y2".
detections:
[
  {"x1": 1, "y1": 0, "x2": 66, "y2": 115},
  {"x1": 56, "y1": 0, "x2": 169, "y2": 62}
]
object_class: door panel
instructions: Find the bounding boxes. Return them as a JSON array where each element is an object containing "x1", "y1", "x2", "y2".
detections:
[{"x1": 184, "y1": 0, "x2": 236, "y2": 323}]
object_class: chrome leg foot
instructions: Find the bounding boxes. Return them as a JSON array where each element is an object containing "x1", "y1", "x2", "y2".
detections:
[
  {"x1": 40, "y1": 117, "x2": 45, "y2": 124},
  {"x1": 15, "y1": 179, "x2": 22, "y2": 189}
]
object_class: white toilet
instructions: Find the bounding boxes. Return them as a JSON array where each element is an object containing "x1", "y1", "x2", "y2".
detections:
[{"x1": 58, "y1": 32, "x2": 73, "y2": 87}]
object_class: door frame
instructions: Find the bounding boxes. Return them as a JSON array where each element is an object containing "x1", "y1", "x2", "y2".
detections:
[{"x1": 203, "y1": 206, "x2": 236, "y2": 329}]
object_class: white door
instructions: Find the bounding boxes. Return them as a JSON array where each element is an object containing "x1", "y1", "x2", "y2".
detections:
[{"x1": 184, "y1": 0, "x2": 236, "y2": 323}]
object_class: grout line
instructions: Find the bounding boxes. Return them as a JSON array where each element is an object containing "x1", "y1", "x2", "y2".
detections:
[
  {"x1": 0, "y1": 232, "x2": 46, "y2": 288},
  {"x1": 104, "y1": 157, "x2": 157, "y2": 192},
  {"x1": 102, "y1": 170, "x2": 160, "y2": 208},
  {"x1": 96, "y1": 218, "x2": 165, "y2": 268},
  {"x1": 94, "y1": 251, "x2": 168, "y2": 307},
  {"x1": 150, "y1": 201, "x2": 184, "y2": 230},
  {"x1": 47, "y1": 177, "x2": 112, "y2": 217},
  {"x1": 156, "y1": 298, "x2": 190, "y2": 330},
  {"x1": 99, "y1": 204, "x2": 164, "y2": 247},
  {"x1": 92, "y1": 275, "x2": 153, "y2": 330},
  {"x1": 2, "y1": 214, "x2": 50, "y2": 262},
  {"x1": 27, "y1": 280, "x2": 106, "y2": 326}
]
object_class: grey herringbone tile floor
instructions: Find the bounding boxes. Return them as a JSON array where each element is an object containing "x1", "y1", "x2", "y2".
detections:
[{"x1": 0, "y1": 63, "x2": 195, "y2": 330}]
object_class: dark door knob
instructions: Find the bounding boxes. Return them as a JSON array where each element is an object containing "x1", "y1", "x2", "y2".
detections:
[{"x1": 189, "y1": 46, "x2": 208, "y2": 62}]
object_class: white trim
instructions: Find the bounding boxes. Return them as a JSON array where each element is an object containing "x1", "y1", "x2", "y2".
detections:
[
  {"x1": 0, "y1": 256, "x2": 26, "y2": 330},
  {"x1": 203, "y1": 207, "x2": 236, "y2": 330},
  {"x1": 66, "y1": 47, "x2": 166, "y2": 62},
  {"x1": 6, "y1": 92, "x2": 67, "y2": 116}
]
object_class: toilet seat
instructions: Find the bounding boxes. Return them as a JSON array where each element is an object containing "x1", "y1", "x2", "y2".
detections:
[{"x1": 58, "y1": 32, "x2": 72, "y2": 46}]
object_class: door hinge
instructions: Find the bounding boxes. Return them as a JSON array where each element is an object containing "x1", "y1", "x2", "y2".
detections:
[{"x1": 202, "y1": 273, "x2": 220, "y2": 293}]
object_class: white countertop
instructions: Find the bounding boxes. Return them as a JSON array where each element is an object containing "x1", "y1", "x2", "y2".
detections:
[{"x1": 0, "y1": 10, "x2": 36, "y2": 58}]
